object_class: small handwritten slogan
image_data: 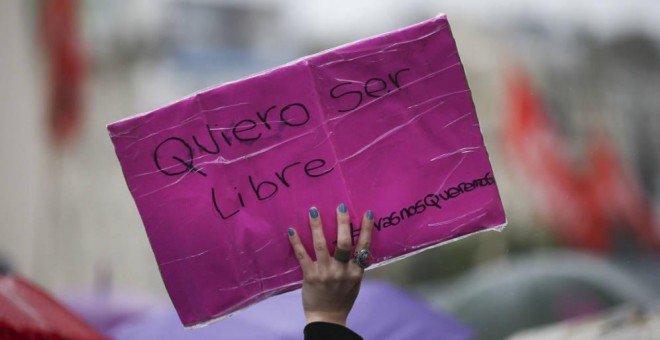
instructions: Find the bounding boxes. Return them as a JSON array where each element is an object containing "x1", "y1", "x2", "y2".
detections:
[{"x1": 108, "y1": 15, "x2": 506, "y2": 327}]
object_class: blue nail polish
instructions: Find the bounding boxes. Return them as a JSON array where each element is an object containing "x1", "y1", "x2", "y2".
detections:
[
  {"x1": 309, "y1": 207, "x2": 319, "y2": 219},
  {"x1": 288, "y1": 228, "x2": 295, "y2": 236},
  {"x1": 366, "y1": 210, "x2": 373, "y2": 220},
  {"x1": 338, "y1": 203, "x2": 347, "y2": 213}
]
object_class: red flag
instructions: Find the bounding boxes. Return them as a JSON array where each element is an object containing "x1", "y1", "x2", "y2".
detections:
[
  {"x1": 39, "y1": 0, "x2": 86, "y2": 147},
  {"x1": 503, "y1": 70, "x2": 658, "y2": 252},
  {"x1": 588, "y1": 136, "x2": 660, "y2": 249}
]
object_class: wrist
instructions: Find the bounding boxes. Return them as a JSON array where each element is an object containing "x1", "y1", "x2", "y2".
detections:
[{"x1": 305, "y1": 311, "x2": 348, "y2": 326}]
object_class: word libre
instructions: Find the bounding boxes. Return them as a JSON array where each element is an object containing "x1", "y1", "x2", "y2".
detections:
[{"x1": 211, "y1": 158, "x2": 334, "y2": 219}]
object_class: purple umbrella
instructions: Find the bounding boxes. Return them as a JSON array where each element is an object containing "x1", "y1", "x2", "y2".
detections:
[{"x1": 68, "y1": 281, "x2": 473, "y2": 340}]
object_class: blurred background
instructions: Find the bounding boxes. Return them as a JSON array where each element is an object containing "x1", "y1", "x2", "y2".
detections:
[{"x1": 1, "y1": 0, "x2": 659, "y2": 339}]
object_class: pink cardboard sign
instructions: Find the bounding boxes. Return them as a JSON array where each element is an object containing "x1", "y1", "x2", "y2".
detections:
[{"x1": 108, "y1": 14, "x2": 506, "y2": 327}]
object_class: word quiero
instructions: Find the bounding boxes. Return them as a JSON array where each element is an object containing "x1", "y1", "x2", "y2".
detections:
[{"x1": 153, "y1": 102, "x2": 311, "y2": 177}]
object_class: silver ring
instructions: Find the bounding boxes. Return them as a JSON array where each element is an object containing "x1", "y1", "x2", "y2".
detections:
[{"x1": 354, "y1": 249, "x2": 372, "y2": 269}]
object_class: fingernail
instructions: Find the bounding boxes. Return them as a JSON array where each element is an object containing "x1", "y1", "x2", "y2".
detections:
[
  {"x1": 338, "y1": 203, "x2": 347, "y2": 213},
  {"x1": 309, "y1": 207, "x2": 319, "y2": 219},
  {"x1": 288, "y1": 227, "x2": 295, "y2": 236},
  {"x1": 366, "y1": 210, "x2": 373, "y2": 220}
]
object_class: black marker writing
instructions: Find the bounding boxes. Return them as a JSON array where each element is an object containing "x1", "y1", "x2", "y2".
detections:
[
  {"x1": 153, "y1": 102, "x2": 312, "y2": 178},
  {"x1": 210, "y1": 158, "x2": 335, "y2": 220},
  {"x1": 329, "y1": 67, "x2": 411, "y2": 113},
  {"x1": 374, "y1": 172, "x2": 495, "y2": 230},
  {"x1": 153, "y1": 137, "x2": 207, "y2": 177}
]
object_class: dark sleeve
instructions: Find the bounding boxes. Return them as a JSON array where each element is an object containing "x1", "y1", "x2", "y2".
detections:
[{"x1": 304, "y1": 322, "x2": 363, "y2": 340}]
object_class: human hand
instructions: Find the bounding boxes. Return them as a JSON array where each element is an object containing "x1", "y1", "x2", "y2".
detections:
[{"x1": 288, "y1": 203, "x2": 374, "y2": 326}]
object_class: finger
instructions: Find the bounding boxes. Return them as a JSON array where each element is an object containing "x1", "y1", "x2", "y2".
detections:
[
  {"x1": 308, "y1": 207, "x2": 329, "y2": 262},
  {"x1": 287, "y1": 227, "x2": 312, "y2": 271},
  {"x1": 356, "y1": 210, "x2": 374, "y2": 252},
  {"x1": 336, "y1": 203, "x2": 352, "y2": 253}
]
